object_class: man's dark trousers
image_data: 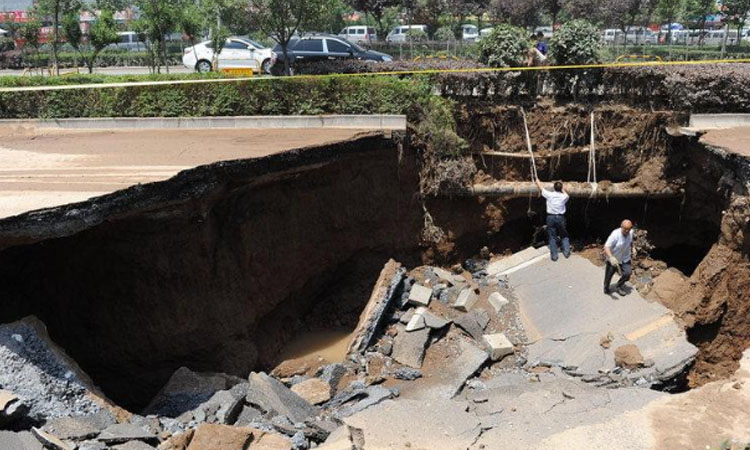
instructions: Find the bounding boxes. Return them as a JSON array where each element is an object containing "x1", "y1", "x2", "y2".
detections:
[
  {"x1": 546, "y1": 214, "x2": 570, "y2": 260},
  {"x1": 604, "y1": 260, "x2": 632, "y2": 291}
]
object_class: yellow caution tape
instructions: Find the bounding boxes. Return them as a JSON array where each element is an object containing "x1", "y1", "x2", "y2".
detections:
[{"x1": 1, "y1": 58, "x2": 749, "y2": 92}]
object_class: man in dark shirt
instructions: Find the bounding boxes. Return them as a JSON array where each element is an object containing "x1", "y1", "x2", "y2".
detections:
[{"x1": 527, "y1": 32, "x2": 548, "y2": 66}]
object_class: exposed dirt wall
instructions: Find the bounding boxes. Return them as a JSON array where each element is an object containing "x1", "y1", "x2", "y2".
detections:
[
  {"x1": 670, "y1": 196, "x2": 750, "y2": 386},
  {"x1": 0, "y1": 133, "x2": 424, "y2": 410}
]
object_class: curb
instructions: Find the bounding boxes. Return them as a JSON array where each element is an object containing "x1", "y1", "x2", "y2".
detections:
[{"x1": 0, "y1": 115, "x2": 407, "y2": 130}]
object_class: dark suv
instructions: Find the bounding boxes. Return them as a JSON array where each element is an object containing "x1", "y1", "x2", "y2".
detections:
[{"x1": 271, "y1": 34, "x2": 392, "y2": 75}]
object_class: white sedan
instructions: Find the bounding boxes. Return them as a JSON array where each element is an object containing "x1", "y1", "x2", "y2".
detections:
[{"x1": 183, "y1": 37, "x2": 277, "y2": 74}]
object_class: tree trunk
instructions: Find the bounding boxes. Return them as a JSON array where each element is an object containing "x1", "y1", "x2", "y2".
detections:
[
  {"x1": 282, "y1": 42, "x2": 291, "y2": 75},
  {"x1": 162, "y1": 37, "x2": 170, "y2": 74},
  {"x1": 53, "y1": 1, "x2": 60, "y2": 76},
  {"x1": 721, "y1": 22, "x2": 730, "y2": 58}
]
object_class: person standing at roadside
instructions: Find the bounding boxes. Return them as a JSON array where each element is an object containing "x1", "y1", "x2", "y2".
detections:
[
  {"x1": 526, "y1": 32, "x2": 548, "y2": 66},
  {"x1": 603, "y1": 220, "x2": 635, "y2": 296},
  {"x1": 535, "y1": 179, "x2": 570, "y2": 261}
]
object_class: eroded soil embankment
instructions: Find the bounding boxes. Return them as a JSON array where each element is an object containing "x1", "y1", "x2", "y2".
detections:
[
  {"x1": 664, "y1": 144, "x2": 750, "y2": 387},
  {"x1": 0, "y1": 132, "x2": 425, "y2": 410}
]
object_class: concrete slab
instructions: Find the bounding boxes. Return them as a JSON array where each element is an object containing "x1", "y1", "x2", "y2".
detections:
[
  {"x1": 391, "y1": 324, "x2": 430, "y2": 369},
  {"x1": 487, "y1": 246, "x2": 550, "y2": 276},
  {"x1": 506, "y1": 254, "x2": 697, "y2": 383},
  {"x1": 342, "y1": 399, "x2": 481, "y2": 449},
  {"x1": 402, "y1": 333, "x2": 489, "y2": 400},
  {"x1": 689, "y1": 113, "x2": 750, "y2": 129}
]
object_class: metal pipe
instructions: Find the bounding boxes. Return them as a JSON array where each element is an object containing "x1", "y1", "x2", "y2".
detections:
[{"x1": 452, "y1": 182, "x2": 682, "y2": 199}]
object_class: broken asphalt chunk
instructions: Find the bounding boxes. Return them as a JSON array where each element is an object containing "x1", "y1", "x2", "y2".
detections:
[
  {"x1": 246, "y1": 372, "x2": 317, "y2": 424},
  {"x1": 391, "y1": 325, "x2": 430, "y2": 368}
]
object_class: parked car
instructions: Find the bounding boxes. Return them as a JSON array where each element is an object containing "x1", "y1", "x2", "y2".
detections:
[
  {"x1": 461, "y1": 24, "x2": 478, "y2": 41},
  {"x1": 106, "y1": 31, "x2": 146, "y2": 52},
  {"x1": 183, "y1": 37, "x2": 277, "y2": 74},
  {"x1": 386, "y1": 25, "x2": 428, "y2": 43},
  {"x1": 272, "y1": 34, "x2": 393, "y2": 75},
  {"x1": 338, "y1": 26, "x2": 377, "y2": 45}
]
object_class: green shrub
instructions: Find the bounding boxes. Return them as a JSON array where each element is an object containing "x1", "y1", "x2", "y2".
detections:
[
  {"x1": 549, "y1": 19, "x2": 603, "y2": 96},
  {"x1": 0, "y1": 76, "x2": 433, "y2": 119},
  {"x1": 0, "y1": 37, "x2": 14, "y2": 53},
  {"x1": 406, "y1": 29, "x2": 429, "y2": 42},
  {"x1": 434, "y1": 26, "x2": 457, "y2": 42},
  {"x1": 477, "y1": 24, "x2": 530, "y2": 68}
]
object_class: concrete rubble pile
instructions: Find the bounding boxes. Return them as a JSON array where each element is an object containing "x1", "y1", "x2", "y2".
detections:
[
  {"x1": 0, "y1": 250, "x2": 524, "y2": 450},
  {"x1": 0, "y1": 248, "x2": 746, "y2": 449}
]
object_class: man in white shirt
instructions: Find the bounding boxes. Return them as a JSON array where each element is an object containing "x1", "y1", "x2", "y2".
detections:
[
  {"x1": 603, "y1": 220, "x2": 635, "y2": 296},
  {"x1": 535, "y1": 179, "x2": 570, "y2": 261}
]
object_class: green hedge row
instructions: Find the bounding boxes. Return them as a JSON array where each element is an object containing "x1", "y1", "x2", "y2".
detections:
[
  {"x1": 0, "y1": 73, "x2": 229, "y2": 87},
  {"x1": 1, "y1": 63, "x2": 749, "y2": 119},
  {"x1": 0, "y1": 50, "x2": 183, "y2": 70},
  {"x1": 0, "y1": 76, "x2": 433, "y2": 119}
]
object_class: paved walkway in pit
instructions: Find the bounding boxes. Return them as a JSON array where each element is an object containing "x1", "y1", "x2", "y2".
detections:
[
  {"x1": 700, "y1": 126, "x2": 750, "y2": 158},
  {"x1": 500, "y1": 250, "x2": 697, "y2": 381},
  {"x1": 0, "y1": 126, "x2": 371, "y2": 219}
]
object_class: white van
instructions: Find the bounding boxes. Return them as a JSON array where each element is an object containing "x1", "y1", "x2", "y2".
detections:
[
  {"x1": 602, "y1": 29, "x2": 624, "y2": 45},
  {"x1": 702, "y1": 29, "x2": 741, "y2": 46},
  {"x1": 461, "y1": 24, "x2": 478, "y2": 41},
  {"x1": 386, "y1": 25, "x2": 428, "y2": 43},
  {"x1": 107, "y1": 31, "x2": 146, "y2": 51},
  {"x1": 338, "y1": 26, "x2": 377, "y2": 44}
]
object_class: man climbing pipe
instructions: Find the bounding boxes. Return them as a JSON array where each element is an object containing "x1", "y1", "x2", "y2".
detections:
[
  {"x1": 603, "y1": 219, "x2": 635, "y2": 296},
  {"x1": 535, "y1": 178, "x2": 570, "y2": 261}
]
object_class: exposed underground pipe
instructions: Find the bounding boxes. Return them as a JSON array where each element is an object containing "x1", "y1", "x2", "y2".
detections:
[{"x1": 452, "y1": 182, "x2": 682, "y2": 199}]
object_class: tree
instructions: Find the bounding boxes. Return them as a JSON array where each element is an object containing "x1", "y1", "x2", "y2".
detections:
[
  {"x1": 20, "y1": 19, "x2": 42, "y2": 74},
  {"x1": 201, "y1": 0, "x2": 233, "y2": 71},
  {"x1": 541, "y1": 0, "x2": 564, "y2": 29},
  {"x1": 565, "y1": 0, "x2": 608, "y2": 24},
  {"x1": 685, "y1": 0, "x2": 717, "y2": 43},
  {"x1": 722, "y1": 0, "x2": 750, "y2": 46},
  {"x1": 489, "y1": 0, "x2": 540, "y2": 28},
  {"x1": 34, "y1": 0, "x2": 81, "y2": 75},
  {"x1": 84, "y1": 9, "x2": 119, "y2": 73},
  {"x1": 135, "y1": 0, "x2": 183, "y2": 73},
  {"x1": 61, "y1": 11, "x2": 83, "y2": 67},
  {"x1": 349, "y1": 0, "x2": 401, "y2": 37},
  {"x1": 656, "y1": 0, "x2": 686, "y2": 43},
  {"x1": 412, "y1": 0, "x2": 445, "y2": 33},
  {"x1": 248, "y1": 0, "x2": 328, "y2": 75}
]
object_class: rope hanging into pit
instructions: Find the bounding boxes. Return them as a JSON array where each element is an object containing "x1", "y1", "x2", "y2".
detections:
[
  {"x1": 520, "y1": 107, "x2": 539, "y2": 218},
  {"x1": 587, "y1": 111, "x2": 598, "y2": 196},
  {"x1": 521, "y1": 107, "x2": 539, "y2": 182}
]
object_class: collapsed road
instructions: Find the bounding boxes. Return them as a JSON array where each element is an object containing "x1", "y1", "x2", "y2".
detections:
[{"x1": 0, "y1": 105, "x2": 748, "y2": 449}]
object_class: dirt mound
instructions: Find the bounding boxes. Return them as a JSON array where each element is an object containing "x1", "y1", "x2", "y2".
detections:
[{"x1": 666, "y1": 196, "x2": 750, "y2": 387}]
